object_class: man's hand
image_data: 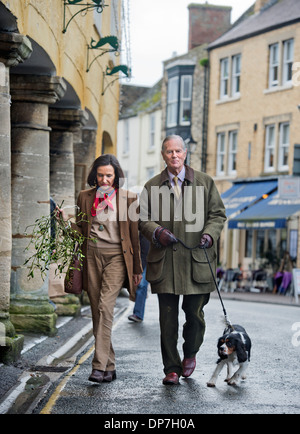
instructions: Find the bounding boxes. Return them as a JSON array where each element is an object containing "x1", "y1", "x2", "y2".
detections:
[
  {"x1": 133, "y1": 274, "x2": 142, "y2": 286},
  {"x1": 199, "y1": 234, "x2": 213, "y2": 249},
  {"x1": 154, "y1": 227, "x2": 178, "y2": 248}
]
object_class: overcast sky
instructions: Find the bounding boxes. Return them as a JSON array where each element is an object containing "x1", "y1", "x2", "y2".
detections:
[{"x1": 126, "y1": 0, "x2": 255, "y2": 87}]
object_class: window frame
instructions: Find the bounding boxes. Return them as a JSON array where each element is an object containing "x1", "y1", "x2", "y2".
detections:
[
  {"x1": 216, "y1": 132, "x2": 226, "y2": 176},
  {"x1": 228, "y1": 130, "x2": 238, "y2": 175},
  {"x1": 282, "y1": 39, "x2": 294, "y2": 84},
  {"x1": 220, "y1": 57, "x2": 229, "y2": 99},
  {"x1": 231, "y1": 54, "x2": 241, "y2": 96},
  {"x1": 269, "y1": 43, "x2": 279, "y2": 88},
  {"x1": 166, "y1": 76, "x2": 179, "y2": 127},
  {"x1": 149, "y1": 113, "x2": 156, "y2": 150},
  {"x1": 123, "y1": 119, "x2": 129, "y2": 155},
  {"x1": 179, "y1": 75, "x2": 192, "y2": 126},
  {"x1": 278, "y1": 122, "x2": 290, "y2": 171},
  {"x1": 264, "y1": 124, "x2": 276, "y2": 172}
]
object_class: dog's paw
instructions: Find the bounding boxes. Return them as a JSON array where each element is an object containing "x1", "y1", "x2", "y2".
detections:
[{"x1": 206, "y1": 381, "x2": 216, "y2": 387}]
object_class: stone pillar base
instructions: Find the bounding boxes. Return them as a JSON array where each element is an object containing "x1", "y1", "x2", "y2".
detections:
[
  {"x1": 10, "y1": 299, "x2": 57, "y2": 336},
  {"x1": 50, "y1": 295, "x2": 81, "y2": 317},
  {"x1": 0, "y1": 335, "x2": 24, "y2": 364},
  {"x1": 0, "y1": 318, "x2": 24, "y2": 364}
]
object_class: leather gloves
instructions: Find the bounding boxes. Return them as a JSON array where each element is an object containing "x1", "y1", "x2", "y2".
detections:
[
  {"x1": 153, "y1": 227, "x2": 212, "y2": 249},
  {"x1": 154, "y1": 226, "x2": 178, "y2": 248},
  {"x1": 199, "y1": 234, "x2": 213, "y2": 249}
]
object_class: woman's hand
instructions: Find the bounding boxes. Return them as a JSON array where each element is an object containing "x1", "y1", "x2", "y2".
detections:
[
  {"x1": 133, "y1": 274, "x2": 142, "y2": 286},
  {"x1": 55, "y1": 206, "x2": 68, "y2": 223}
]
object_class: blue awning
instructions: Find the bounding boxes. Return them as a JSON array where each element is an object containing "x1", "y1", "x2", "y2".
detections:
[
  {"x1": 228, "y1": 191, "x2": 300, "y2": 229},
  {"x1": 221, "y1": 180, "x2": 278, "y2": 217}
]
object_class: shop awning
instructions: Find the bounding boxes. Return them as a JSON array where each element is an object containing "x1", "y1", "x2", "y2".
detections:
[
  {"x1": 228, "y1": 191, "x2": 300, "y2": 229},
  {"x1": 221, "y1": 180, "x2": 278, "y2": 217}
]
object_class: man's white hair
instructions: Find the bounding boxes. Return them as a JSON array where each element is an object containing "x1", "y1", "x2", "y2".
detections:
[{"x1": 161, "y1": 135, "x2": 187, "y2": 152}]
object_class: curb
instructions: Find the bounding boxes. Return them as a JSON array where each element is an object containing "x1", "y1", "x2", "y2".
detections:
[{"x1": 0, "y1": 302, "x2": 129, "y2": 414}]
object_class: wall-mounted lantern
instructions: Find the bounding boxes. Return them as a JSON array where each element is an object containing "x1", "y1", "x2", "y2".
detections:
[
  {"x1": 86, "y1": 36, "x2": 120, "y2": 72},
  {"x1": 62, "y1": 0, "x2": 107, "y2": 33}
]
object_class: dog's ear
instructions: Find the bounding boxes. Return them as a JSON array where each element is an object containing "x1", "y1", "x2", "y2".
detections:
[{"x1": 235, "y1": 339, "x2": 248, "y2": 363}]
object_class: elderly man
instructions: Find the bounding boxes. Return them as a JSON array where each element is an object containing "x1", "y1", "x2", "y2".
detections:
[{"x1": 139, "y1": 135, "x2": 226, "y2": 385}]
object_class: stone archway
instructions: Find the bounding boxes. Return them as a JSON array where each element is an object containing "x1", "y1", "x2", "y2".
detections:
[
  {"x1": 102, "y1": 130, "x2": 114, "y2": 155},
  {"x1": 74, "y1": 108, "x2": 98, "y2": 199}
]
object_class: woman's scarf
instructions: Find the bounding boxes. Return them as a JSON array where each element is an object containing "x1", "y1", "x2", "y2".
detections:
[{"x1": 91, "y1": 185, "x2": 117, "y2": 217}]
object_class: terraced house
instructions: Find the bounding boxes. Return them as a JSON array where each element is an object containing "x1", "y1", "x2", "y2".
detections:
[
  {"x1": 0, "y1": 0, "x2": 127, "y2": 363},
  {"x1": 207, "y1": 0, "x2": 300, "y2": 272}
]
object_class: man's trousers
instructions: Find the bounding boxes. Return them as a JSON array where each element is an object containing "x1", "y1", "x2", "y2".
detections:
[{"x1": 157, "y1": 293, "x2": 210, "y2": 376}]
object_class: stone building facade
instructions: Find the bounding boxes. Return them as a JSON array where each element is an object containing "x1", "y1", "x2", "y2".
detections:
[
  {"x1": 118, "y1": 81, "x2": 162, "y2": 189},
  {"x1": 207, "y1": 0, "x2": 300, "y2": 271},
  {"x1": 161, "y1": 3, "x2": 232, "y2": 172},
  {"x1": 0, "y1": 0, "x2": 123, "y2": 363}
]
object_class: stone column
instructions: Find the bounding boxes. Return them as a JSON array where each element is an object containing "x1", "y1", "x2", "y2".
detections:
[
  {"x1": 9, "y1": 74, "x2": 66, "y2": 336},
  {"x1": 74, "y1": 126, "x2": 97, "y2": 199},
  {"x1": 48, "y1": 108, "x2": 88, "y2": 315},
  {"x1": 0, "y1": 31, "x2": 32, "y2": 363},
  {"x1": 49, "y1": 108, "x2": 88, "y2": 215}
]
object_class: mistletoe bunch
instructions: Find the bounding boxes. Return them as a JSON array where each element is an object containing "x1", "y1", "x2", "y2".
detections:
[{"x1": 24, "y1": 203, "x2": 89, "y2": 280}]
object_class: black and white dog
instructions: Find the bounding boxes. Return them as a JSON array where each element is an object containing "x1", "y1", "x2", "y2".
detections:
[{"x1": 207, "y1": 325, "x2": 251, "y2": 387}]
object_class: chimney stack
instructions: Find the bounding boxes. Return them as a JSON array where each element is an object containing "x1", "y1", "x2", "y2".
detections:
[
  {"x1": 254, "y1": 0, "x2": 270, "y2": 14},
  {"x1": 188, "y1": 3, "x2": 232, "y2": 50}
]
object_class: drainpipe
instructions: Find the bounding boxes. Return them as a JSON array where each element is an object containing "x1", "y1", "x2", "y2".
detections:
[{"x1": 201, "y1": 57, "x2": 209, "y2": 173}]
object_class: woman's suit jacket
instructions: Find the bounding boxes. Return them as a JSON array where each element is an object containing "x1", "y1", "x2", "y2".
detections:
[{"x1": 72, "y1": 187, "x2": 142, "y2": 301}]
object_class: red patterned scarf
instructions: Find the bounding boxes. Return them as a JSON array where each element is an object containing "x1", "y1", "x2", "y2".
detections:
[{"x1": 91, "y1": 186, "x2": 117, "y2": 217}]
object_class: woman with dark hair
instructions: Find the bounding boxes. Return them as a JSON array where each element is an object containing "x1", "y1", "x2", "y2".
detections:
[
  {"x1": 57, "y1": 154, "x2": 142, "y2": 383},
  {"x1": 87, "y1": 154, "x2": 125, "y2": 189}
]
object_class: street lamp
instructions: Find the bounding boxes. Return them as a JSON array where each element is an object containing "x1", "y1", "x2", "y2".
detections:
[{"x1": 184, "y1": 137, "x2": 197, "y2": 166}]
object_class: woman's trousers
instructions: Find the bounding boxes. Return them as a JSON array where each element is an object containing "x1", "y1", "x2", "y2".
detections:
[{"x1": 87, "y1": 245, "x2": 126, "y2": 372}]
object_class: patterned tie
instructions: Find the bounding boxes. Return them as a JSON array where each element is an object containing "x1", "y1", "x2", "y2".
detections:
[{"x1": 173, "y1": 176, "x2": 181, "y2": 199}]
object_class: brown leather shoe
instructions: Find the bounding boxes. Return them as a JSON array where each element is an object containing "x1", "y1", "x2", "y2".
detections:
[
  {"x1": 88, "y1": 369, "x2": 105, "y2": 383},
  {"x1": 182, "y1": 357, "x2": 196, "y2": 377},
  {"x1": 103, "y1": 370, "x2": 117, "y2": 382},
  {"x1": 162, "y1": 372, "x2": 179, "y2": 385}
]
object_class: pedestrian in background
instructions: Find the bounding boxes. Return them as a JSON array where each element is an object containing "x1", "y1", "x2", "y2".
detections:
[
  {"x1": 139, "y1": 135, "x2": 226, "y2": 385},
  {"x1": 128, "y1": 233, "x2": 150, "y2": 323},
  {"x1": 57, "y1": 154, "x2": 142, "y2": 384}
]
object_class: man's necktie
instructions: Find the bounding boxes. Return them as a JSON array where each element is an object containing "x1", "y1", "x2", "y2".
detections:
[{"x1": 173, "y1": 176, "x2": 181, "y2": 199}]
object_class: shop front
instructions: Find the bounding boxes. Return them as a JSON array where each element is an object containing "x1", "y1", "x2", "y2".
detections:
[{"x1": 221, "y1": 177, "x2": 300, "y2": 292}]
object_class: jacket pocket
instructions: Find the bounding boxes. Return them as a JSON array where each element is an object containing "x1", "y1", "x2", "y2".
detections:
[
  {"x1": 191, "y1": 248, "x2": 216, "y2": 283},
  {"x1": 146, "y1": 248, "x2": 166, "y2": 284}
]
